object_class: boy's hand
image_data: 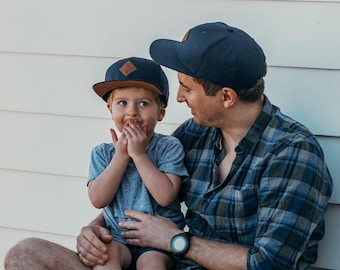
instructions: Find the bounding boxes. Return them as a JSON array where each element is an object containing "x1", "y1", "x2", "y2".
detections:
[
  {"x1": 110, "y1": 128, "x2": 128, "y2": 157},
  {"x1": 123, "y1": 120, "x2": 149, "y2": 159}
]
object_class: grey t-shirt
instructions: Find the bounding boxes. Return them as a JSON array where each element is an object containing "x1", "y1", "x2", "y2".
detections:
[{"x1": 88, "y1": 133, "x2": 188, "y2": 243}]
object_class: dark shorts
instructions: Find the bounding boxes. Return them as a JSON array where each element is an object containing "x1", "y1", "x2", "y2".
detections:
[{"x1": 126, "y1": 244, "x2": 172, "y2": 269}]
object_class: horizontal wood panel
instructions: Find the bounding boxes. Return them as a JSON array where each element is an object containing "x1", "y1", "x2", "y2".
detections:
[
  {"x1": 0, "y1": 52, "x2": 115, "y2": 119},
  {"x1": 265, "y1": 67, "x2": 340, "y2": 136},
  {"x1": 0, "y1": 1, "x2": 340, "y2": 69},
  {"x1": 0, "y1": 169, "x2": 100, "y2": 236},
  {"x1": 0, "y1": 111, "x2": 178, "y2": 178},
  {"x1": 0, "y1": 52, "x2": 192, "y2": 125},
  {"x1": 0, "y1": 111, "x2": 108, "y2": 177},
  {"x1": 1, "y1": 53, "x2": 339, "y2": 136},
  {"x1": 1, "y1": 112, "x2": 338, "y2": 204},
  {"x1": 317, "y1": 136, "x2": 340, "y2": 204},
  {"x1": 312, "y1": 204, "x2": 340, "y2": 269}
]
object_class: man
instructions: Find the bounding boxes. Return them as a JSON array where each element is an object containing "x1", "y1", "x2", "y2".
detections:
[{"x1": 5, "y1": 22, "x2": 332, "y2": 270}]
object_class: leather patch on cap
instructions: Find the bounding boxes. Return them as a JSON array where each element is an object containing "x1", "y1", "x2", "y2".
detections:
[
  {"x1": 182, "y1": 29, "x2": 190, "y2": 42},
  {"x1": 119, "y1": 60, "x2": 137, "y2": 77}
]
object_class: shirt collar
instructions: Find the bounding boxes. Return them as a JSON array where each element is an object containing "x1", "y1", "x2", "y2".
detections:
[
  {"x1": 238, "y1": 95, "x2": 273, "y2": 152},
  {"x1": 213, "y1": 95, "x2": 273, "y2": 153}
]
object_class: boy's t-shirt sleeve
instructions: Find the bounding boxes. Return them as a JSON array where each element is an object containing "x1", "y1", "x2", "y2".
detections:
[
  {"x1": 154, "y1": 135, "x2": 189, "y2": 177},
  {"x1": 87, "y1": 136, "x2": 188, "y2": 187},
  {"x1": 87, "y1": 143, "x2": 113, "y2": 186}
]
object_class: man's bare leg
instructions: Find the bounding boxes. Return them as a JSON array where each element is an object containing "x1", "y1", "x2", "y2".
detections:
[{"x1": 4, "y1": 237, "x2": 91, "y2": 270}]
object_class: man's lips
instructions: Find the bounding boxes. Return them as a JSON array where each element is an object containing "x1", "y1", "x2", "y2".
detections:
[{"x1": 186, "y1": 103, "x2": 195, "y2": 116}]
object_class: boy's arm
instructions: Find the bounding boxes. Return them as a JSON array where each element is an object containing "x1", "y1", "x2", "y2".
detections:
[
  {"x1": 88, "y1": 153, "x2": 130, "y2": 208},
  {"x1": 124, "y1": 123, "x2": 182, "y2": 207},
  {"x1": 88, "y1": 129, "x2": 130, "y2": 209},
  {"x1": 133, "y1": 154, "x2": 181, "y2": 207}
]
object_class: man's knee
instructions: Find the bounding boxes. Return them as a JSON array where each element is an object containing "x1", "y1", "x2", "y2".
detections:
[{"x1": 4, "y1": 237, "x2": 43, "y2": 269}]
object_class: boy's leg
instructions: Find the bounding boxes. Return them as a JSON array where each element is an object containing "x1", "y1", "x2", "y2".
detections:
[
  {"x1": 94, "y1": 241, "x2": 132, "y2": 270},
  {"x1": 4, "y1": 237, "x2": 91, "y2": 270},
  {"x1": 136, "y1": 250, "x2": 174, "y2": 270}
]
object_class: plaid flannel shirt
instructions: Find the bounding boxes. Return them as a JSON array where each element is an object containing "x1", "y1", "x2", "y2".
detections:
[{"x1": 173, "y1": 96, "x2": 333, "y2": 269}]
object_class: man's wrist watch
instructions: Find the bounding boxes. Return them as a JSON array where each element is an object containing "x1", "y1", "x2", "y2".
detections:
[{"x1": 170, "y1": 232, "x2": 192, "y2": 258}]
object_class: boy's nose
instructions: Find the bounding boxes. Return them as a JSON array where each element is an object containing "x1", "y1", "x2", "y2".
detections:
[{"x1": 127, "y1": 104, "x2": 138, "y2": 116}]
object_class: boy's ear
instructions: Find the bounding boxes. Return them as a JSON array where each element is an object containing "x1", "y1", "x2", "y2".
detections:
[
  {"x1": 107, "y1": 103, "x2": 112, "y2": 113},
  {"x1": 157, "y1": 107, "x2": 166, "y2": 121}
]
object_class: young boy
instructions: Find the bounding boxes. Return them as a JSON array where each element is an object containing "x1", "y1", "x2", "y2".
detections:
[{"x1": 87, "y1": 57, "x2": 188, "y2": 270}]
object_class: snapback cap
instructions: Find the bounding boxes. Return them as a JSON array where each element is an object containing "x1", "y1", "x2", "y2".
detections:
[
  {"x1": 93, "y1": 57, "x2": 169, "y2": 105},
  {"x1": 149, "y1": 22, "x2": 266, "y2": 90}
]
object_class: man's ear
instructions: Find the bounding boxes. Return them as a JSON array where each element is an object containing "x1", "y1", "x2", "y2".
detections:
[
  {"x1": 221, "y1": 87, "x2": 237, "y2": 108},
  {"x1": 157, "y1": 107, "x2": 166, "y2": 121}
]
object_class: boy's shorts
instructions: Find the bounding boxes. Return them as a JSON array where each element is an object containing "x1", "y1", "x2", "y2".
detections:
[{"x1": 127, "y1": 244, "x2": 172, "y2": 269}]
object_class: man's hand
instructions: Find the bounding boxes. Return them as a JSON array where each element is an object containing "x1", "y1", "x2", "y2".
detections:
[
  {"x1": 119, "y1": 210, "x2": 183, "y2": 252},
  {"x1": 76, "y1": 224, "x2": 113, "y2": 267}
]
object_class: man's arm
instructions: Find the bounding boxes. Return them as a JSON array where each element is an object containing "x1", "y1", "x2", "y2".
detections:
[
  {"x1": 185, "y1": 236, "x2": 248, "y2": 270},
  {"x1": 120, "y1": 210, "x2": 248, "y2": 270}
]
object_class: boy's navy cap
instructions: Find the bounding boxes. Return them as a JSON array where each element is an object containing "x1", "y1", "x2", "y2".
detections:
[
  {"x1": 149, "y1": 22, "x2": 266, "y2": 90},
  {"x1": 93, "y1": 57, "x2": 169, "y2": 105}
]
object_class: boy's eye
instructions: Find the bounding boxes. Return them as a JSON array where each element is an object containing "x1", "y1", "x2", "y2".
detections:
[
  {"x1": 139, "y1": 101, "x2": 148, "y2": 107},
  {"x1": 118, "y1": 100, "x2": 127, "y2": 106}
]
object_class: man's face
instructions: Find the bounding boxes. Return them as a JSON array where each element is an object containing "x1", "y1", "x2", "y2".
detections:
[{"x1": 176, "y1": 73, "x2": 224, "y2": 127}]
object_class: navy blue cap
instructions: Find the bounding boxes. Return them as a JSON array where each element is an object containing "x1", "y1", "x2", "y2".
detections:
[
  {"x1": 93, "y1": 57, "x2": 169, "y2": 105},
  {"x1": 150, "y1": 22, "x2": 266, "y2": 90}
]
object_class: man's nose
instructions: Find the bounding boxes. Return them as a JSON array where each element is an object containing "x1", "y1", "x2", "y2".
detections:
[{"x1": 177, "y1": 88, "x2": 185, "y2": 103}]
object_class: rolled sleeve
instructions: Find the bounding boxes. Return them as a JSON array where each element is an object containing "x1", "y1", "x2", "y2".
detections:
[{"x1": 247, "y1": 140, "x2": 333, "y2": 269}]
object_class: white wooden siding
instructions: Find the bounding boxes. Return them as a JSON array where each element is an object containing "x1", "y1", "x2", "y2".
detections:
[{"x1": 1, "y1": 0, "x2": 339, "y2": 269}]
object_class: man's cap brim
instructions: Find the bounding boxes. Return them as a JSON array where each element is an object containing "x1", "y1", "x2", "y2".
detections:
[{"x1": 150, "y1": 39, "x2": 194, "y2": 77}]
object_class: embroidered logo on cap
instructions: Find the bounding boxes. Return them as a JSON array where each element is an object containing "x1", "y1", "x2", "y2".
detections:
[{"x1": 119, "y1": 61, "x2": 137, "y2": 77}]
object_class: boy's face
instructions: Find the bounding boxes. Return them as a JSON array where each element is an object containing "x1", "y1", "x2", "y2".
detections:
[{"x1": 107, "y1": 87, "x2": 166, "y2": 137}]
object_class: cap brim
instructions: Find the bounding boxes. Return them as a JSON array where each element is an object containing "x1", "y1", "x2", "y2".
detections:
[
  {"x1": 93, "y1": 80, "x2": 163, "y2": 101},
  {"x1": 150, "y1": 39, "x2": 194, "y2": 76}
]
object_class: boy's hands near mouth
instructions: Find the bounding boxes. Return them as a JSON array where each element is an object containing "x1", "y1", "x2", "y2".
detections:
[{"x1": 123, "y1": 119, "x2": 149, "y2": 159}]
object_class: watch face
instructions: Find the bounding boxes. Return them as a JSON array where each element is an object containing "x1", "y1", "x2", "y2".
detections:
[
  {"x1": 173, "y1": 235, "x2": 187, "y2": 253},
  {"x1": 171, "y1": 234, "x2": 189, "y2": 254}
]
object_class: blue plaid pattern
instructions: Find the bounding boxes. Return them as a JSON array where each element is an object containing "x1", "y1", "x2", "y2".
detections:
[{"x1": 173, "y1": 96, "x2": 333, "y2": 269}]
